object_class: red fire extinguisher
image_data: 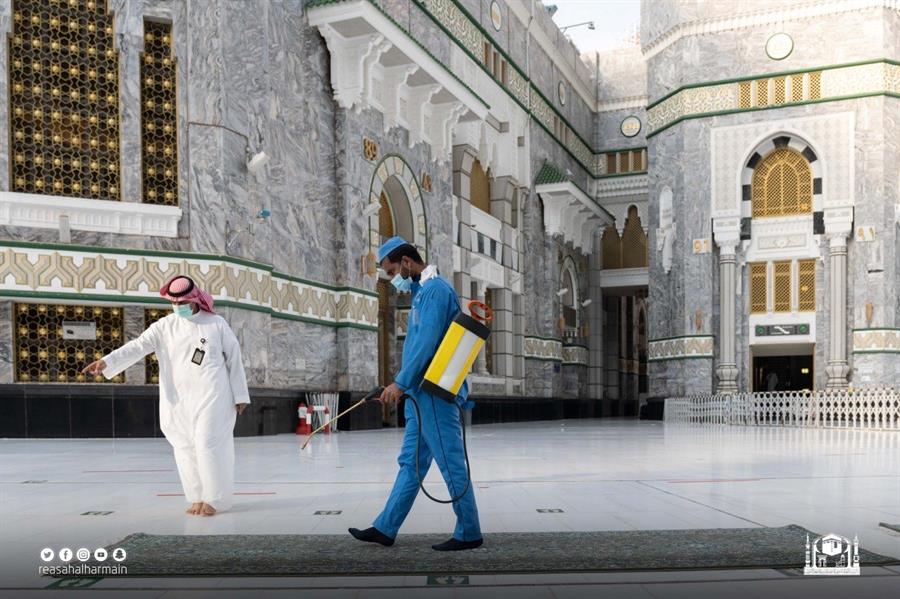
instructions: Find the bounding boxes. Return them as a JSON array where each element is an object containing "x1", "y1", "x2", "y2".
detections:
[{"x1": 296, "y1": 402, "x2": 312, "y2": 435}]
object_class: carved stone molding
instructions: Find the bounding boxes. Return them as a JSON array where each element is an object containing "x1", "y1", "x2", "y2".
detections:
[{"x1": 308, "y1": 0, "x2": 489, "y2": 160}]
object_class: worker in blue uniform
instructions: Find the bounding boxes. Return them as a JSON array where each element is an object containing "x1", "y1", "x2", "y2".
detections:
[{"x1": 349, "y1": 236, "x2": 483, "y2": 551}]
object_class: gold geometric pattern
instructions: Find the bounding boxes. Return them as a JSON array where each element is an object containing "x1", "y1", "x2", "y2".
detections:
[
  {"x1": 141, "y1": 21, "x2": 178, "y2": 206},
  {"x1": 562, "y1": 344, "x2": 588, "y2": 366},
  {"x1": 738, "y1": 81, "x2": 751, "y2": 108},
  {"x1": 601, "y1": 227, "x2": 622, "y2": 269},
  {"x1": 9, "y1": 0, "x2": 121, "y2": 200},
  {"x1": 621, "y1": 207, "x2": 648, "y2": 268},
  {"x1": 750, "y1": 262, "x2": 767, "y2": 314},
  {"x1": 648, "y1": 61, "x2": 898, "y2": 135},
  {"x1": 798, "y1": 259, "x2": 816, "y2": 312},
  {"x1": 773, "y1": 76, "x2": 786, "y2": 104},
  {"x1": 752, "y1": 149, "x2": 812, "y2": 218},
  {"x1": 648, "y1": 336, "x2": 714, "y2": 361},
  {"x1": 791, "y1": 73, "x2": 804, "y2": 101},
  {"x1": 808, "y1": 71, "x2": 821, "y2": 100},
  {"x1": 755, "y1": 79, "x2": 769, "y2": 107},
  {"x1": 0, "y1": 244, "x2": 378, "y2": 330},
  {"x1": 853, "y1": 329, "x2": 900, "y2": 354},
  {"x1": 144, "y1": 307, "x2": 167, "y2": 383},
  {"x1": 773, "y1": 260, "x2": 791, "y2": 313},
  {"x1": 524, "y1": 337, "x2": 563, "y2": 361},
  {"x1": 14, "y1": 302, "x2": 124, "y2": 383}
]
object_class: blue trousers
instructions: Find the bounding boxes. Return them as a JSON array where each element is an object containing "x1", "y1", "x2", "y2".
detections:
[{"x1": 373, "y1": 391, "x2": 482, "y2": 541}]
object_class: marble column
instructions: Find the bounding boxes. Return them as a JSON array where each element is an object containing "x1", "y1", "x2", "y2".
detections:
[
  {"x1": 588, "y1": 228, "x2": 604, "y2": 400},
  {"x1": 472, "y1": 281, "x2": 489, "y2": 376},
  {"x1": 715, "y1": 241, "x2": 739, "y2": 393},
  {"x1": 825, "y1": 232, "x2": 850, "y2": 388}
]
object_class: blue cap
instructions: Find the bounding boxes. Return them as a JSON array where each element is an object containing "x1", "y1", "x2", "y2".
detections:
[{"x1": 377, "y1": 236, "x2": 409, "y2": 263}]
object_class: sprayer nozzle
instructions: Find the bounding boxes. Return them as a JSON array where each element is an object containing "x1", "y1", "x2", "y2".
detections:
[{"x1": 365, "y1": 386, "x2": 385, "y2": 401}]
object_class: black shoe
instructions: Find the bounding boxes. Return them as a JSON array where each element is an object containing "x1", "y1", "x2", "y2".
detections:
[
  {"x1": 348, "y1": 527, "x2": 395, "y2": 547},
  {"x1": 431, "y1": 537, "x2": 484, "y2": 551}
]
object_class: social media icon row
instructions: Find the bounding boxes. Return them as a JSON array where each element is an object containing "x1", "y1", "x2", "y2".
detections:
[{"x1": 40, "y1": 547, "x2": 126, "y2": 562}]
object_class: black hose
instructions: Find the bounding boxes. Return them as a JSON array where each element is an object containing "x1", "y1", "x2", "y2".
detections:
[{"x1": 405, "y1": 393, "x2": 471, "y2": 504}]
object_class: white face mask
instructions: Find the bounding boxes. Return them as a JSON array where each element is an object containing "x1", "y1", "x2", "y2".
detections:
[{"x1": 390, "y1": 261, "x2": 412, "y2": 292}]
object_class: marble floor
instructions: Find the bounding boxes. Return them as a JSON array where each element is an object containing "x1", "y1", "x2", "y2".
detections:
[{"x1": 1, "y1": 419, "x2": 899, "y2": 598}]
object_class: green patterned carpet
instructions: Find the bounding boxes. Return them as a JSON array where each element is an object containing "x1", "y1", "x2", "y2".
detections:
[{"x1": 85, "y1": 525, "x2": 899, "y2": 576}]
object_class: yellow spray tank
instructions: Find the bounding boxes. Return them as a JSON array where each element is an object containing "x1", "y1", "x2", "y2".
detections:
[{"x1": 421, "y1": 300, "x2": 492, "y2": 402}]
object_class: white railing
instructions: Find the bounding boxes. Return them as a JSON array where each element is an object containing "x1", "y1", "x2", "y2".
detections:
[{"x1": 664, "y1": 388, "x2": 900, "y2": 430}]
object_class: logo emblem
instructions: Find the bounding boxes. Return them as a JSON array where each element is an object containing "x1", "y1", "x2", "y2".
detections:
[
  {"x1": 76, "y1": 548, "x2": 91, "y2": 562},
  {"x1": 40, "y1": 548, "x2": 54, "y2": 562},
  {"x1": 112, "y1": 547, "x2": 127, "y2": 562},
  {"x1": 59, "y1": 548, "x2": 73, "y2": 562},
  {"x1": 94, "y1": 548, "x2": 108, "y2": 561},
  {"x1": 804, "y1": 533, "x2": 860, "y2": 575}
]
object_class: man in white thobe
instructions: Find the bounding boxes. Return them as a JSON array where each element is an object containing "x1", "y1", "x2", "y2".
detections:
[{"x1": 83, "y1": 275, "x2": 250, "y2": 516}]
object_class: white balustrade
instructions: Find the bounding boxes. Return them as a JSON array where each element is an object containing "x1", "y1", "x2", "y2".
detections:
[{"x1": 664, "y1": 388, "x2": 900, "y2": 430}]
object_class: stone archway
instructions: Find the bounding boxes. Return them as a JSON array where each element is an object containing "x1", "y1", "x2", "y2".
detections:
[
  {"x1": 368, "y1": 155, "x2": 428, "y2": 426},
  {"x1": 368, "y1": 155, "x2": 428, "y2": 259}
]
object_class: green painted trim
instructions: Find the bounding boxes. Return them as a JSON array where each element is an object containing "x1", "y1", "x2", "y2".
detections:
[
  {"x1": 0, "y1": 240, "x2": 377, "y2": 298},
  {"x1": 2, "y1": 290, "x2": 378, "y2": 331},
  {"x1": 431, "y1": 0, "x2": 596, "y2": 151},
  {"x1": 307, "y1": 0, "x2": 488, "y2": 110},
  {"x1": 598, "y1": 145, "x2": 648, "y2": 155},
  {"x1": 1, "y1": 290, "x2": 170, "y2": 306},
  {"x1": 852, "y1": 349, "x2": 900, "y2": 354},
  {"x1": 0, "y1": 239, "x2": 273, "y2": 272},
  {"x1": 648, "y1": 355, "x2": 714, "y2": 362},
  {"x1": 596, "y1": 170, "x2": 648, "y2": 180},
  {"x1": 646, "y1": 57, "x2": 898, "y2": 110},
  {"x1": 562, "y1": 361, "x2": 588, "y2": 366},
  {"x1": 853, "y1": 327, "x2": 900, "y2": 332},
  {"x1": 401, "y1": 0, "x2": 601, "y2": 176},
  {"x1": 649, "y1": 334, "x2": 714, "y2": 342},
  {"x1": 441, "y1": 0, "x2": 528, "y2": 82},
  {"x1": 528, "y1": 78, "x2": 595, "y2": 153},
  {"x1": 648, "y1": 91, "x2": 900, "y2": 138}
]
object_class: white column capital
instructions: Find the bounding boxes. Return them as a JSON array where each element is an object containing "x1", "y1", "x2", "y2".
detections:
[{"x1": 827, "y1": 231, "x2": 849, "y2": 249}]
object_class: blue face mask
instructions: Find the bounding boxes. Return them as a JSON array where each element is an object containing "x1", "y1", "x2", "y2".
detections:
[
  {"x1": 173, "y1": 304, "x2": 193, "y2": 318},
  {"x1": 391, "y1": 262, "x2": 412, "y2": 293}
]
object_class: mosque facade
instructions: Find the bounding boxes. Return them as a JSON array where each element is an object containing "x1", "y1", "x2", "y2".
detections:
[{"x1": 0, "y1": 0, "x2": 897, "y2": 436}]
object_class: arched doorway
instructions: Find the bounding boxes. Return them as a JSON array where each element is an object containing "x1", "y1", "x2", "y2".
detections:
[{"x1": 369, "y1": 156, "x2": 426, "y2": 426}]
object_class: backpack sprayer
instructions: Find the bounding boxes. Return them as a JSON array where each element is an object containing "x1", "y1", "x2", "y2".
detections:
[{"x1": 301, "y1": 300, "x2": 493, "y2": 504}]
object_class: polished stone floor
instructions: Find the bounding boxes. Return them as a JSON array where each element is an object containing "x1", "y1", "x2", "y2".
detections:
[{"x1": 1, "y1": 419, "x2": 899, "y2": 598}]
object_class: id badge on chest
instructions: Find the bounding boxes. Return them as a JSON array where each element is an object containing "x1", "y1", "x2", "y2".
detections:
[
  {"x1": 191, "y1": 348, "x2": 205, "y2": 365},
  {"x1": 191, "y1": 337, "x2": 207, "y2": 366}
]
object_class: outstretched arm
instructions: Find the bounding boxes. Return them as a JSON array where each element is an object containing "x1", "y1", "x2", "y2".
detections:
[{"x1": 84, "y1": 323, "x2": 160, "y2": 379}]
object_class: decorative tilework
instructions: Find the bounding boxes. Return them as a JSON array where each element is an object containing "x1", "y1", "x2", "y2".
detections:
[
  {"x1": 648, "y1": 336, "x2": 714, "y2": 361},
  {"x1": 524, "y1": 336, "x2": 563, "y2": 362},
  {"x1": 562, "y1": 344, "x2": 589, "y2": 366},
  {"x1": 649, "y1": 60, "x2": 900, "y2": 137},
  {"x1": 853, "y1": 329, "x2": 900, "y2": 354},
  {"x1": 0, "y1": 243, "x2": 378, "y2": 330}
]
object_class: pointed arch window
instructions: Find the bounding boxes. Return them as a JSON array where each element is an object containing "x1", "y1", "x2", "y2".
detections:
[{"x1": 751, "y1": 148, "x2": 813, "y2": 218}]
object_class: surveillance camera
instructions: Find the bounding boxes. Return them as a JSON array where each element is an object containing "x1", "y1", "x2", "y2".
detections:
[
  {"x1": 581, "y1": 298, "x2": 592, "y2": 307},
  {"x1": 556, "y1": 287, "x2": 569, "y2": 297},
  {"x1": 588, "y1": 22, "x2": 595, "y2": 30},
  {"x1": 362, "y1": 202, "x2": 381, "y2": 218},
  {"x1": 247, "y1": 151, "x2": 269, "y2": 174}
]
